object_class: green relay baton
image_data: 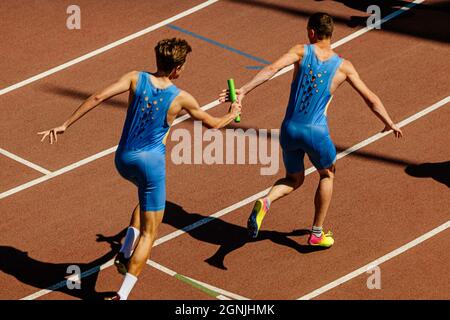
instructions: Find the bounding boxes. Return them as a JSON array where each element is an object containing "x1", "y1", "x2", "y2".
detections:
[{"x1": 228, "y1": 79, "x2": 241, "y2": 123}]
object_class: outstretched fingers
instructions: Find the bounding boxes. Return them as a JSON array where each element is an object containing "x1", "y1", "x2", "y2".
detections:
[{"x1": 38, "y1": 131, "x2": 50, "y2": 143}]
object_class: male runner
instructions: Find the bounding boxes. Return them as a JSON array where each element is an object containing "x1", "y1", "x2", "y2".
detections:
[
  {"x1": 38, "y1": 38, "x2": 241, "y2": 300},
  {"x1": 220, "y1": 13, "x2": 402, "y2": 247}
]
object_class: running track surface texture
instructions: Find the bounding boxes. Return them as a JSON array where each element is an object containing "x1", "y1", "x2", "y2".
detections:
[{"x1": 1, "y1": 0, "x2": 449, "y2": 300}]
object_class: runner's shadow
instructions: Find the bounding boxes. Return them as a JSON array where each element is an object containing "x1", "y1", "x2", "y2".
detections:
[
  {"x1": 316, "y1": 0, "x2": 449, "y2": 43},
  {"x1": 40, "y1": 84, "x2": 127, "y2": 109},
  {"x1": 405, "y1": 161, "x2": 450, "y2": 188},
  {"x1": 227, "y1": 0, "x2": 449, "y2": 44},
  {"x1": 0, "y1": 229, "x2": 126, "y2": 300},
  {"x1": 163, "y1": 202, "x2": 327, "y2": 271}
]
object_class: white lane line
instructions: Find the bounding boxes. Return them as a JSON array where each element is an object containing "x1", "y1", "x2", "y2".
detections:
[
  {"x1": 16, "y1": 1, "x2": 436, "y2": 299},
  {"x1": 21, "y1": 260, "x2": 114, "y2": 300},
  {"x1": 20, "y1": 96, "x2": 449, "y2": 300},
  {"x1": 0, "y1": 147, "x2": 51, "y2": 175},
  {"x1": 0, "y1": 0, "x2": 219, "y2": 96},
  {"x1": 148, "y1": 260, "x2": 249, "y2": 300},
  {"x1": 336, "y1": 95, "x2": 450, "y2": 161},
  {"x1": 331, "y1": 0, "x2": 425, "y2": 48},
  {"x1": 0, "y1": 146, "x2": 118, "y2": 200},
  {"x1": 298, "y1": 220, "x2": 450, "y2": 300},
  {"x1": 157, "y1": 95, "x2": 450, "y2": 244},
  {"x1": 0, "y1": 0, "x2": 425, "y2": 200},
  {"x1": 270, "y1": 0, "x2": 425, "y2": 81}
]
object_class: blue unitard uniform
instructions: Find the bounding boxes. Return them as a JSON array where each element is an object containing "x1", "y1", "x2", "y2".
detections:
[
  {"x1": 115, "y1": 72, "x2": 180, "y2": 212},
  {"x1": 280, "y1": 44, "x2": 343, "y2": 173}
]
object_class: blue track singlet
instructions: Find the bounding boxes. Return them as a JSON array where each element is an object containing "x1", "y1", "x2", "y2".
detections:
[
  {"x1": 115, "y1": 72, "x2": 180, "y2": 211},
  {"x1": 280, "y1": 44, "x2": 343, "y2": 173}
]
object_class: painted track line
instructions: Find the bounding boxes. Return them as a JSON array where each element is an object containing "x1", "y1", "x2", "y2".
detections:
[
  {"x1": 0, "y1": 0, "x2": 219, "y2": 96},
  {"x1": 20, "y1": 96, "x2": 449, "y2": 300},
  {"x1": 168, "y1": 24, "x2": 270, "y2": 65},
  {"x1": 270, "y1": 0, "x2": 425, "y2": 81},
  {"x1": 0, "y1": 146, "x2": 118, "y2": 200},
  {"x1": 147, "y1": 260, "x2": 249, "y2": 300},
  {"x1": 0, "y1": 0, "x2": 425, "y2": 200},
  {"x1": 0, "y1": 147, "x2": 51, "y2": 174},
  {"x1": 21, "y1": 260, "x2": 114, "y2": 300},
  {"x1": 298, "y1": 220, "x2": 450, "y2": 300},
  {"x1": 155, "y1": 96, "x2": 450, "y2": 245}
]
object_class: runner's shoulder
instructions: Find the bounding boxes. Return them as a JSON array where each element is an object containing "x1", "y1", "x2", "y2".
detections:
[
  {"x1": 177, "y1": 90, "x2": 192, "y2": 100},
  {"x1": 174, "y1": 90, "x2": 197, "y2": 108},
  {"x1": 339, "y1": 59, "x2": 357, "y2": 75},
  {"x1": 123, "y1": 71, "x2": 141, "y2": 89},
  {"x1": 289, "y1": 44, "x2": 307, "y2": 56},
  {"x1": 125, "y1": 70, "x2": 140, "y2": 79}
]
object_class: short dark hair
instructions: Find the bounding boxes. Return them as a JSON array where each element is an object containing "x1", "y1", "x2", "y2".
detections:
[
  {"x1": 307, "y1": 12, "x2": 334, "y2": 39},
  {"x1": 154, "y1": 38, "x2": 192, "y2": 73}
]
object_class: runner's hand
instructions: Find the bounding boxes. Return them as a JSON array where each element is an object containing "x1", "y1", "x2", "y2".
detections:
[
  {"x1": 230, "y1": 101, "x2": 242, "y2": 118},
  {"x1": 382, "y1": 124, "x2": 403, "y2": 138},
  {"x1": 219, "y1": 88, "x2": 245, "y2": 104},
  {"x1": 37, "y1": 125, "x2": 67, "y2": 144}
]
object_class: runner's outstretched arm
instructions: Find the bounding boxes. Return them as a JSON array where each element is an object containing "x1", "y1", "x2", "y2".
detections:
[
  {"x1": 219, "y1": 45, "x2": 305, "y2": 104},
  {"x1": 180, "y1": 91, "x2": 241, "y2": 129},
  {"x1": 38, "y1": 71, "x2": 138, "y2": 144},
  {"x1": 343, "y1": 60, "x2": 403, "y2": 138}
]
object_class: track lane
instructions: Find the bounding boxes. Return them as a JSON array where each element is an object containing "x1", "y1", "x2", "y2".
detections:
[
  {"x1": 0, "y1": 0, "x2": 209, "y2": 87},
  {"x1": 1, "y1": 0, "x2": 449, "y2": 300}
]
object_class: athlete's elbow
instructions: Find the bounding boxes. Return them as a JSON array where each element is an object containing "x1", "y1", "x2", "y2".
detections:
[
  {"x1": 92, "y1": 94, "x2": 104, "y2": 104},
  {"x1": 202, "y1": 119, "x2": 219, "y2": 129},
  {"x1": 266, "y1": 65, "x2": 279, "y2": 74},
  {"x1": 211, "y1": 121, "x2": 221, "y2": 130}
]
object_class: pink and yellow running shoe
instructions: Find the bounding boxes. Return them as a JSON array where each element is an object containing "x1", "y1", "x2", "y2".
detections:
[
  {"x1": 247, "y1": 198, "x2": 270, "y2": 238},
  {"x1": 308, "y1": 230, "x2": 335, "y2": 247}
]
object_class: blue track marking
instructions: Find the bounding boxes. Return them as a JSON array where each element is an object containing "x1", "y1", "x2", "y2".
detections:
[
  {"x1": 246, "y1": 66, "x2": 265, "y2": 70},
  {"x1": 167, "y1": 24, "x2": 270, "y2": 66}
]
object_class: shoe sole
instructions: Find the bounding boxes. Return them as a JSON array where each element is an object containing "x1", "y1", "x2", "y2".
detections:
[
  {"x1": 114, "y1": 260, "x2": 128, "y2": 275},
  {"x1": 308, "y1": 238, "x2": 335, "y2": 248},
  {"x1": 247, "y1": 200, "x2": 264, "y2": 238}
]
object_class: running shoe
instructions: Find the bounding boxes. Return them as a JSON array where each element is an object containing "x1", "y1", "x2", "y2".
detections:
[
  {"x1": 247, "y1": 198, "x2": 270, "y2": 238},
  {"x1": 104, "y1": 293, "x2": 121, "y2": 300},
  {"x1": 114, "y1": 252, "x2": 129, "y2": 275},
  {"x1": 308, "y1": 230, "x2": 335, "y2": 247}
]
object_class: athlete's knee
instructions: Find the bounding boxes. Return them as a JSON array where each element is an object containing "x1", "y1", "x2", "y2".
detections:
[{"x1": 319, "y1": 165, "x2": 336, "y2": 179}]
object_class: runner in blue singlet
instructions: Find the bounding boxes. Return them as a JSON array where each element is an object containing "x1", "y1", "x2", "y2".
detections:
[
  {"x1": 38, "y1": 38, "x2": 241, "y2": 300},
  {"x1": 220, "y1": 12, "x2": 402, "y2": 248}
]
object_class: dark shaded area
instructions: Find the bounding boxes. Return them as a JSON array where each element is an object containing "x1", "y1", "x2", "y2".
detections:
[
  {"x1": 227, "y1": 0, "x2": 450, "y2": 44},
  {"x1": 40, "y1": 84, "x2": 128, "y2": 109},
  {"x1": 163, "y1": 201, "x2": 326, "y2": 271},
  {"x1": 0, "y1": 229, "x2": 126, "y2": 300},
  {"x1": 405, "y1": 161, "x2": 450, "y2": 187}
]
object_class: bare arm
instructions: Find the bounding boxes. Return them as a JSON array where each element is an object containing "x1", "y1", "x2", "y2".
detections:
[
  {"x1": 63, "y1": 71, "x2": 138, "y2": 129},
  {"x1": 180, "y1": 91, "x2": 241, "y2": 129},
  {"x1": 343, "y1": 61, "x2": 403, "y2": 138},
  {"x1": 38, "y1": 71, "x2": 139, "y2": 144},
  {"x1": 219, "y1": 45, "x2": 305, "y2": 103}
]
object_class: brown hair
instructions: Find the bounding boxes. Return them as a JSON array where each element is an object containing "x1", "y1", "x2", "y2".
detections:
[
  {"x1": 307, "y1": 12, "x2": 334, "y2": 40},
  {"x1": 154, "y1": 38, "x2": 192, "y2": 73}
]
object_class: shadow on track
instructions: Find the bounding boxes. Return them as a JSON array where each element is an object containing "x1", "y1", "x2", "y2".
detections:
[
  {"x1": 226, "y1": 0, "x2": 450, "y2": 44},
  {"x1": 0, "y1": 229, "x2": 126, "y2": 300},
  {"x1": 163, "y1": 201, "x2": 327, "y2": 271},
  {"x1": 405, "y1": 161, "x2": 450, "y2": 188},
  {"x1": 40, "y1": 84, "x2": 127, "y2": 109}
]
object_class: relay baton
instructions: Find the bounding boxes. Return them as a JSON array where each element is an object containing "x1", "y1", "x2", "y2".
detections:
[{"x1": 228, "y1": 79, "x2": 241, "y2": 123}]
